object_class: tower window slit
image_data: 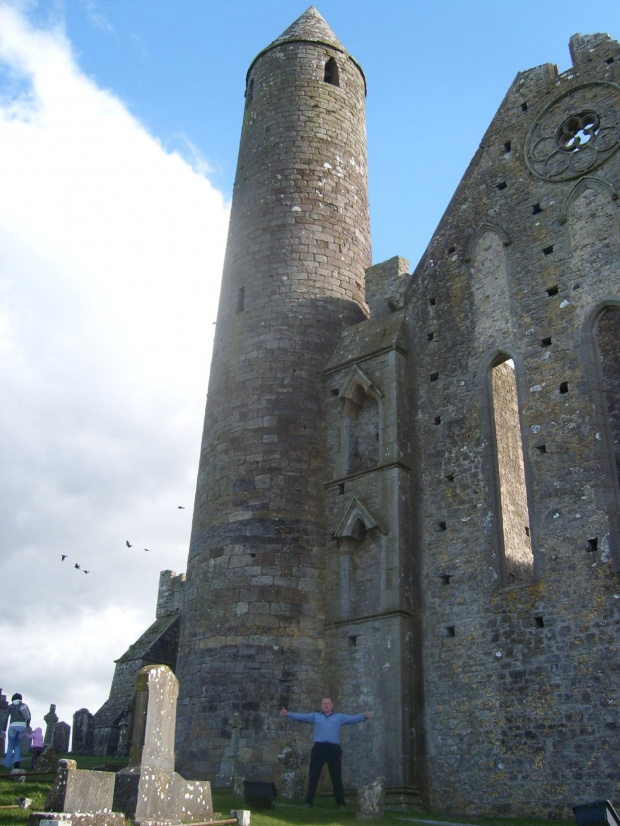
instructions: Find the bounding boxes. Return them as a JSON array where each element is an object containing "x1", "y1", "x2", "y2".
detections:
[
  {"x1": 237, "y1": 287, "x2": 245, "y2": 313},
  {"x1": 324, "y1": 57, "x2": 340, "y2": 87}
]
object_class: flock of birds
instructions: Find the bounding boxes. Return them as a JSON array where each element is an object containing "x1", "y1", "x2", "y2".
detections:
[{"x1": 59, "y1": 505, "x2": 187, "y2": 574}]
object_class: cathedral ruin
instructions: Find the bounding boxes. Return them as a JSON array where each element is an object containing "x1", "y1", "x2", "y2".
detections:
[{"x1": 95, "y1": 8, "x2": 620, "y2": 818}]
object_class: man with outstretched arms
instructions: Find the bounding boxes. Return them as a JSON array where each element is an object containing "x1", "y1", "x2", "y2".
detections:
[{"x1": 280, "y1": 697, "x2": 371, "y2": 809}]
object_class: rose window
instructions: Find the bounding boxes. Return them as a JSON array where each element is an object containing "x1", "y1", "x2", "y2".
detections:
[
  {"x1": 525, "y1": 82, "x2": 620, "y2": 182},
  {"x1": 555, "y1": 111, "x2": 600, "y2": 151}
]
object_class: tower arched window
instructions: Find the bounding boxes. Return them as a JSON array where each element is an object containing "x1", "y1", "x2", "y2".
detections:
[
  {"x1": 324, "y1": 57, "x2": 340, "y2": 87},
  {"x1": 489, "y1": 356, "x2": 534, "y2": 584}
]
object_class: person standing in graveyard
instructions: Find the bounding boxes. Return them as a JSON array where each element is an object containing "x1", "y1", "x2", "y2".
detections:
[
  {"x1": 280, "y1": 697, "x2": 370, "y2": 809},
  {"x1": 3, "y1": 693, "x2": 31, "y2": 769},
  {"x1": 28, "y1": 726, "x2": 44, "y2": 769}
]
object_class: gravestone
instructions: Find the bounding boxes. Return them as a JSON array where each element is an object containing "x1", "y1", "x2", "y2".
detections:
[
  {"x1": 0, "y1": 688, "x2": 9, "y2": 757},
  {"x1": 71, "y1": 710, "x2": 94, "y2": 755},
  {"x1": 53, "y1": 722, "x2": 71, "y2": 755},
  {"x1": 277, "y1": 742, "x2": 304, "y2": 800},
  {"x1": 44, "y1": 704, "x2": 58, "y2": 746},
  {"x1": 37, "y1": 746, "x2": 60, "y2": 775},
  {"x1": 42, "y1": 758, "x2": 120, "y2": 821},
  {"x1": 356, "y1": 777, "x2": 385, "y2": 820},
  {"x1": 113, "y1": 664, "x2": 213, "y2": 825},
  {"x1": 233, "y1": 775, "x2": 245, "y2": 797}
]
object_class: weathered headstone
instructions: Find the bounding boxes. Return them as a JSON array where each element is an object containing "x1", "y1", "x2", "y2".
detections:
[
  {"x1": 356, "y1": 777, "x2": 385, "y2": 820},
  {"x1": 53, "y1": 722, "x2": 71, "y2": 755},
  {"x1": 0, "y1": 688, "x2": 9, "y2": 757},
  {"x1": 233, "y1": 775, "x2": 245, "y2": 797},
  {"x1": 113, "y1": 664, "x2": 213, "y2": 825},
  {"x1": 71, "y1": 710, "x2": 94, "y2": 756},
  {"x1": 44, "y1": 759, "x2": 118, "y2": 817},
  {"x1": 37, "y1": 746, "x2": 60, "y2": 775},
  {"x1": 277, "y1": 742, "x2": 304, "y2": 800},
  {"x1": 44, "y1": 705, "x2": 58, "y2": 746}
]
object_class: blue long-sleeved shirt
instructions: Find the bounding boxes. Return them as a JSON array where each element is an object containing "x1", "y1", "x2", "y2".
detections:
[{"x1": 286, "y1": 711, "x2": 366, "y2": 744}]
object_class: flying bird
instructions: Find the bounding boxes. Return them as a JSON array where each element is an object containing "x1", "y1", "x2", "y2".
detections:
[
  {"x1": 126, "y1": 541, "x2": 132, "y2": 548},
  {"x1": 178, "y1": 506, "x2": 185, "y2": 509},
  {"x1": 84, "y1": 570, "x2": 90, "y2": 574},
  {"x1": 144, "y1": 548, "x2": 151, "y2": 552},
  {"x1": 74, "y1": 563, "x2": 81, "y2": 570},
  {"x1": 61, "y1": 555, "x2": 67, "y2": 561}
]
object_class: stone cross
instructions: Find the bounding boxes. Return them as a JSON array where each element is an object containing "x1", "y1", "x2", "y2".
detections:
[{"x1": 44, "y1": 703, "x2": 58, "y2": 745}]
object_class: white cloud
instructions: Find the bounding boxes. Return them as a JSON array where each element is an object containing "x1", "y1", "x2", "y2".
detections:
[{"x1": 0, "y1": 2, "x2": 229, "y2": 733}]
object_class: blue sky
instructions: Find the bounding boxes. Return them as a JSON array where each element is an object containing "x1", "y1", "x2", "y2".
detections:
[
  {"x1": 22, "y1": 0, "x2": 620, "y2": 265},
  {"x1": 0, "y1": 0, "x2": 617, "y2": 738}
]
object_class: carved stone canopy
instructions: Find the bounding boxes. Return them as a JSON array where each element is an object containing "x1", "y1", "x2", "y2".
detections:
[
  {"x1": 334, "y1": 495, "x2": 386, "y2": 541},
  {"x1": 338, "y1": 364, "x2": 383, "y2": 416}
]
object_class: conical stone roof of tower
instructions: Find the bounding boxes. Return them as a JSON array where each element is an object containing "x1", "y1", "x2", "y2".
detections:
[
  {"x1": 269, "y1": 6, "x2": 346, "y2": 52},
  {"x1": 247, "y1": 6, "x2": 364, "y2": 86}
]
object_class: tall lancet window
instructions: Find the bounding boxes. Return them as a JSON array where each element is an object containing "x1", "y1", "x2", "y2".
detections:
[
  {"x1": 324, "y1": 57, "x2": 339, "y2": 86},
  {"x1": 594, "y1": 307, "x2": 620, "y2": 490},
  {"x1": 491, "y1": 357, "x2": 534, "y2": 583}
]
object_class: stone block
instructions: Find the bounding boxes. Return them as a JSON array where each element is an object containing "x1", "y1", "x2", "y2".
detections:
[
  {"x1": 71, "y1": 710, "x2": 94, "y2": 756},
  {"x1": 356, "y1": 777, "x2": 384, "y2": 820},
  {"x1": 45, "y1": 759, "x2": 114, "y2": 814},
  {"x1": 52, "y1": 723, "x2": 71, "y2": 755},
  {"x1": 38, "y1": 747, "x2": 60, "y2": 775}
]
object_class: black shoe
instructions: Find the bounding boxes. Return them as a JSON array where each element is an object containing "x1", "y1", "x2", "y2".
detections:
[{"x1": 14, "y1": 762, "x2": 20, "y2": 768}]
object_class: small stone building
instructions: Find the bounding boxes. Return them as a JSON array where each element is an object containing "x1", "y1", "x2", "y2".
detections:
[
  {"x1": 99, "y1": 10, "x2": 620, "y2": 818},
  {"x1": 93, "y1": 571, "x2": 184, "y2": 755}
]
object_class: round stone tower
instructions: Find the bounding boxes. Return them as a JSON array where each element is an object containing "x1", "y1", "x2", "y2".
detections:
[{"x1": 175, "y1": 7, "x2": 370, "y2": 781}]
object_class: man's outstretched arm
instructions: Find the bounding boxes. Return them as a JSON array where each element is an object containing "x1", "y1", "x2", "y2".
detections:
[{"x1": 280, "y1": 708, "x2": 316, "y2": 723}]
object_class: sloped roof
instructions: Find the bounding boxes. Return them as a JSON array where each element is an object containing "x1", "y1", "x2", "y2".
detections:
[
  {"x1": 247, "y1": 7, "x2": 365, "y2": 89},
  {"x1": 116, "y1": 613, "x2": 179, "y2": 664},
  {"x1": 269, "y1": 6, "x2": 345, "y2": 52},
  {"x1": 325, "y1": 312, "x2": 407, "y2": 373}
]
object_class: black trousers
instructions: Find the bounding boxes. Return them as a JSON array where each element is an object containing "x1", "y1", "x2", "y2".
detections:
[{"x1": 306, "y1": 742, "x2": 344, "y2": 805}]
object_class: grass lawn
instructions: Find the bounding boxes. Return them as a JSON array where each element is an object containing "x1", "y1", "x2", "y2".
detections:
[{"x1": 0, "y1": 758, "x2": 576, "y2": 826}]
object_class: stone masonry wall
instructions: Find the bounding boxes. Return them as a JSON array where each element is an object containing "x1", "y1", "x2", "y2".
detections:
[
  {"x1": 175, "y1": 10, "x2": 372, "y2": 785},
  {"x1": 407, "y1": 33, "x2": 620, "y2": 817}
]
